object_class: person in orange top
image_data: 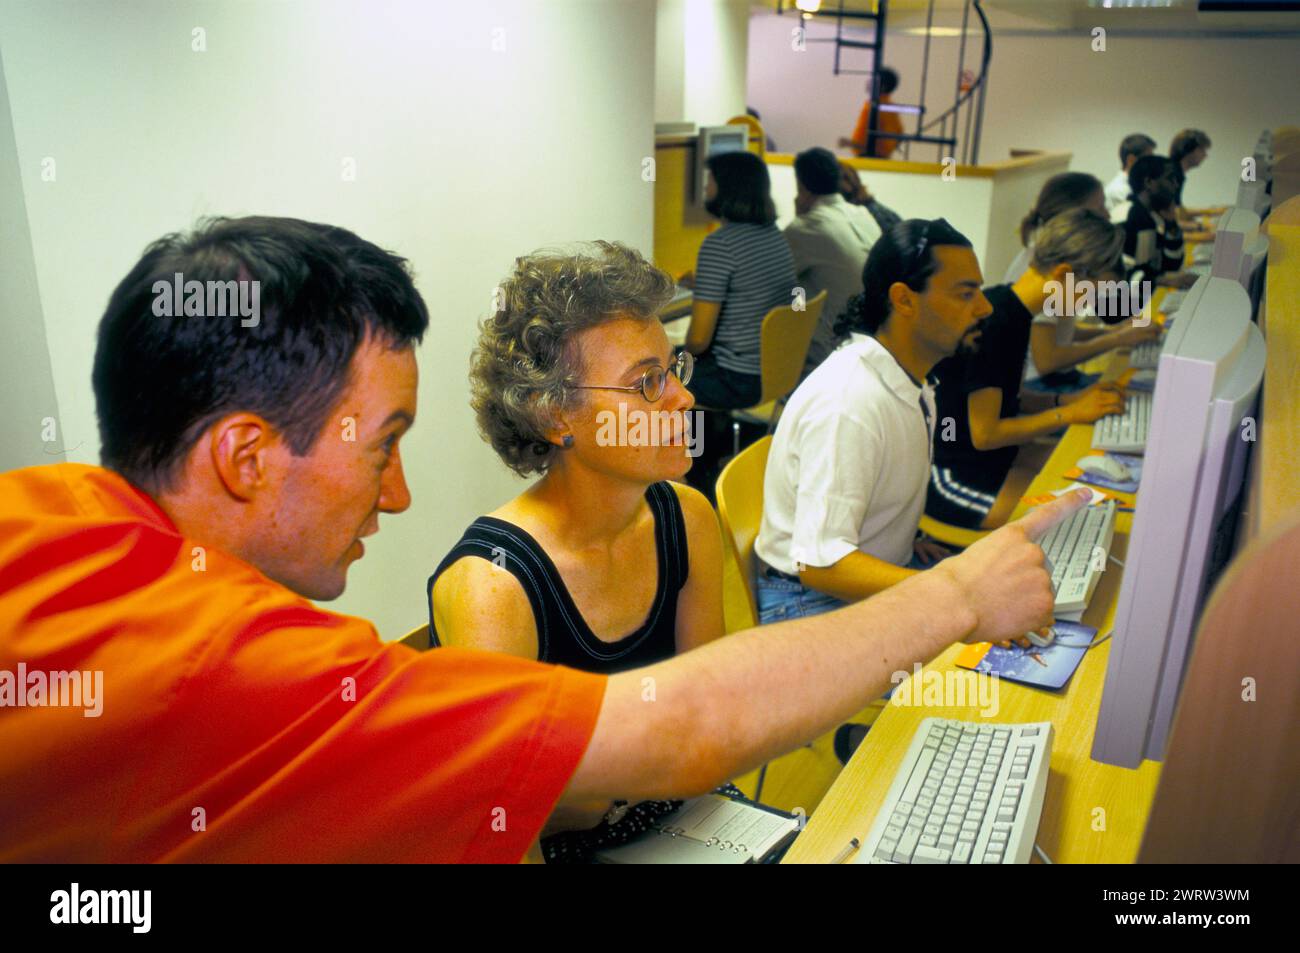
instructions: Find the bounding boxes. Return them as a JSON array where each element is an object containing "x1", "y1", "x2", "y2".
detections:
[
  {"x1": 0, "y1": 215, "x2": 1084, "y2": 863},
  {"x1": 840, "y1": 68, "x2": 904, "y2": 159}
]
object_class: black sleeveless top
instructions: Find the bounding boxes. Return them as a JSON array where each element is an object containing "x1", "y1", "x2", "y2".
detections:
[{"x1": 426, "y1": 482, "x2": 690, "y2": 674}]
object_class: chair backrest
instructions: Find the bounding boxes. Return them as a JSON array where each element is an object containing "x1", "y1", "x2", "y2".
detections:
[
  {"x1": 715, "y1": 435, "x2": 772, "y2": 631},
  {"x1": 398, "y1": 623, "x2": 431, "y2": 652},
  {"x1": 1138, "y1": 508, "x2": 1300, "y2": 862},
  {"x1": 756, "y1": 289, "x2": 827, "y2": 407}
]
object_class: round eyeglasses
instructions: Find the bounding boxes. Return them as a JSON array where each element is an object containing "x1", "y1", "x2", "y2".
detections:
[{"x1": 573, "y1": 350, "x2": 694, "y2": 403}]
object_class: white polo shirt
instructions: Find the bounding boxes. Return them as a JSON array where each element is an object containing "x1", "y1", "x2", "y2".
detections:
[
  {"x1": 1104, "y1": 169, "x2": 1130, "y2": 215},
  {"x1": 755, "y1": 334, "x2": 936, "y2": 575}
]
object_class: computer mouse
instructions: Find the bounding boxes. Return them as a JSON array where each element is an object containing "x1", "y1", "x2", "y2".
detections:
[
  {"x1": 1076, "y1": 454, "x2": 1131, "y2": 482},
  {"x1": 1026, "y1": 627, "x2": 1056, "y2": 648}
]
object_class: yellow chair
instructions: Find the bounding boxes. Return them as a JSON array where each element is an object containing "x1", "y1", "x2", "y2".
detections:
[
  {"x1": 720, "y1": 290, "x2": 827, "y2": 458},
  {"x1": 918, "y1": 514, "x2": 990, "y2": 551},
  {"x1": 398, "y1": 623, "x2": 431, "y2": 651},
  {"x1": 726, "y1": 113, "x2": 767, "y2": 158},
  {"x1": 715, "y1": 436, "x2": 772, "y2": 634}
]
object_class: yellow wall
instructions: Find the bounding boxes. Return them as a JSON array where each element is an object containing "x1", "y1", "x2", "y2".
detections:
[{"x1": 653, "y1": 136, "x2": 716, "y2": 280}]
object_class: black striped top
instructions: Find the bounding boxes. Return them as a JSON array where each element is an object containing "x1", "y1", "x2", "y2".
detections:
[
  {"x1": 426, "y1": 482, "x2": 689, "y2": 674},
  {"x1": 693, "y1": 221, "x2": 798, "y2": 375}
]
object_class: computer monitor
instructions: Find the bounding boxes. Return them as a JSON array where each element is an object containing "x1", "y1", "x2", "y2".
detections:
[
  {"x1": 1236, "y1": 178, "x2": 1270, "y2": 218},
  {"x1": 694, "y1": 126, "x2": 748, "y2": 205},
  {"x1": 1092, "y1": 276, "x2": 1266, "y2": 769},
  {"x1": 1210, "y1": 207, "x2": 1260, "y2": 282},
  {"x1": 1238, "y1": 234, "x2": 1268, "y2": 315}
]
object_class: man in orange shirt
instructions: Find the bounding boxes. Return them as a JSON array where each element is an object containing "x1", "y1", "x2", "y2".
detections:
[
  {"x1": 841, "y1": 68, "x2": 905, "y2": 160},
  {"x1": 0, "y1": 216, "x2": 1083, "y2": 862}
]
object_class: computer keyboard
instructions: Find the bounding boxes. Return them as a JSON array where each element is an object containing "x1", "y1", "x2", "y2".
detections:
[
  {"x1": 1129, "y1": 339, "x2": 1163, "y2": 369},
  {"x1": 857, "y1": 718, "x2": 1053, "y2": 864},
  {"x1": 1094, "y1": 392, "x2": 1152, "y2": 453},
  {"x1": 1039, "y1": 498, "x2": 1117, "y2": 614},
  {"x1": 1158, "y1": 290, "x2": 1184, "y2": 314}
]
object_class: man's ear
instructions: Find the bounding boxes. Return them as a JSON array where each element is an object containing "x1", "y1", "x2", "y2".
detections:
[
  {"x1": 206, "y1": 413, "x2": 276, "y2": 502},
  {"x1": 1050, "y1": 262, "x2": 1072, "y2": 286},
  {"x1": 887, "y1": 280, "x2": 916, "y2": 323}
]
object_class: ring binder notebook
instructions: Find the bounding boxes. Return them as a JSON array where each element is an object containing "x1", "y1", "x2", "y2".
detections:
[{"x1": 594, "y1": 791, "x2": 801, "y2": 864}]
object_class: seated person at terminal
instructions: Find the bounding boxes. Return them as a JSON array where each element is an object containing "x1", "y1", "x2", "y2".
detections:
[
  {"x1": 783, "y1": 146, "x2": 881, "y2": 373},
  {"x1": 685, "y1": 150, "x2": 795, "y2": 408},
  {"x1": 684, "y1": 149, "x2": 796, "y2": 496},
  {"x1": 1024, "y1": 210, "x2": 1162, "y2": 390},
  {"x1": 1003, "y1": 172, "x2": 1106, "y2": 285},
  {"x1": 1122, "y1": 154, "x2": 1198, "y2": 290},
  {"x1": 0, "y1": 214, "x2": 1083, "y2": 863},
  {"x1": 928, "y1": 210, "x2": 1131, "y2": 531},
  {"x1": 428, "y1": 243, "x2": 725, "y2": 860},
  {"x1": 1104, "y1": 133, "x2": 1156, "y2": 219},
  {"x1": 1168, "y1": 128, "x2": 1218, "y2": 225},
  {"x1": 755, "y1": 219, "x2": 990, "y2": 625}
]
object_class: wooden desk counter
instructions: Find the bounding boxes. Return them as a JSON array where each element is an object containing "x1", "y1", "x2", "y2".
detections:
[{"x1": 785, "y1": 342, "x2": 1166, "y2": 865}]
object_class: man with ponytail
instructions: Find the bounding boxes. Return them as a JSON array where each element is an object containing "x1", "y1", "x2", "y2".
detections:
[{"x1": 755, "y1": 219, "x2": 993, "y2": 623}]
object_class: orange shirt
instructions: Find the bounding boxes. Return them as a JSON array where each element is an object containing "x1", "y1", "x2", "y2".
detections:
[
  {"x1": 851, "y1": 95, "x2": 904, "y2": 159},
  {"x1": 0, "y1": 464, "x2": 606, "y2": 862}
]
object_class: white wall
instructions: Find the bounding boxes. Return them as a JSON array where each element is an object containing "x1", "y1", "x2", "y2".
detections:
[
  {"x1": 657, "y1": 0, "x2": 750, "y2": 126},
  {"x1": 748, "y1": 10, "x2": 1300, "y2": 211},
  {"x1": 0, "y1": 0, "x2": 657, "y2": 639}
]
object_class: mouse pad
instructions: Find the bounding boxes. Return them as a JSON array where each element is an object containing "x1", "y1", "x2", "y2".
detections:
[
  {"x1": 953, "y1": 620, "x2": 1097, "y2": 691},
  {"x1": 1064, "y1": 452, "x2": 1144, "y2": 494}
]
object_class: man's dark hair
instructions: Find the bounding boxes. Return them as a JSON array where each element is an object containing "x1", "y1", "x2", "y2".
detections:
[
  {"x1": 92, "y1": 216, "x2": 429, "y2": 493},
  {"x1": 705, "y1": 151, "x2": 776, "y2": 225},
  {"x1": 835, "y1": 218, "x2": 972, "y2": 338},
  {"x1": 1119, "y1": 133, "x2": 1156, "y2": 165},
  {"x1": 876, "y1": 68, "x2": 899, "y2": 96},
  {"x1": 1129, "y1": 154, "x2": 1173, "y2": 197},
  {"x1": 1170, "y1": 129, "x2": 1211, "y2": 163},
  {"x1": 794, "y1": 146, "x2": 842, "y2": 197}
]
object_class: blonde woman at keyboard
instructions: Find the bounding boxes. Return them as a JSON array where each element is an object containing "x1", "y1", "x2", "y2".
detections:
[{"x1": 928, "y1": 210, "x2": 1134, "y2": 531}]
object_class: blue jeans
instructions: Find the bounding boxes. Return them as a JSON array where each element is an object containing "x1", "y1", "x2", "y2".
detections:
[{"x1": 756, "y1": 572, "x2": 848, "y2": 625}]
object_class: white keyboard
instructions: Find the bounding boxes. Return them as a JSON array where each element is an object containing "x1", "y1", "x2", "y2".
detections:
[
  {"x1": 1094, "y1": 392, "x2": 1153, "y2": 453},
  {"x1": 1129, "y1": 339, "x2": 1163, "y2": 369},
  {"x1": 1158, "y1": 291, "x2": 1184, "y2": 314},
  {"x1": 1038, "y1": 499, "x2": 1117, "y2": 614},
  {"x1": 1192, "y1": 244, "x2": 1214, "y2": 264},
  {"x1": 857, "y1": 718, "x2": 1053, "y2": 864}
]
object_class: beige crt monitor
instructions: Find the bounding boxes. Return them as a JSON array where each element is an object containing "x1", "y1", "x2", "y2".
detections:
[
  {"x1": 1210, "y1": 208, "x2": 1260, "y2": 282},
  {"x1": 1091, "y1": 277, "x2": 1266, "y2": 769}
]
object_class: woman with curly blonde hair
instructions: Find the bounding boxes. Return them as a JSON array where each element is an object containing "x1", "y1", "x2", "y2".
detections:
[{"x1": 426, "y1": 241, "x2": 727, "y2": 861}]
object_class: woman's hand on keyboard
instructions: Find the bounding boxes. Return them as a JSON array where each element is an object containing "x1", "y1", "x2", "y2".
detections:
[{"x1": 1062, "y1": 386, "x2": 1126, "y2": 424}]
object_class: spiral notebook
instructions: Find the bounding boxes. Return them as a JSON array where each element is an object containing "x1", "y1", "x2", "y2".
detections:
[{"x1": 594, "y1": 792, "x2": 800, "y2": 864}]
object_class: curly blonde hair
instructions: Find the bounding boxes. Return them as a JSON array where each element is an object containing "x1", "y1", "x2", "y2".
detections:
[{"x1": 470, "y1": 241, "x2": 675, "y2": 477}]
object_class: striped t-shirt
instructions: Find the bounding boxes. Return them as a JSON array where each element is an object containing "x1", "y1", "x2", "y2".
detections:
[{"x1": 693, "y1": 221, "x2": 797, "y2": 376}]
